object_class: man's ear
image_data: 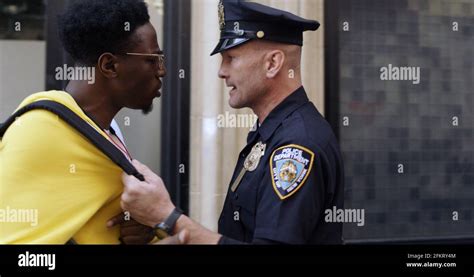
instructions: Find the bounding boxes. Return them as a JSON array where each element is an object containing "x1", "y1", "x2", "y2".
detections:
[
  {"x1": 264, "y1": 50, "x2": 285, "y2": 79},
  {"x1": 97, "y1": 52, "x2": 119, "y2": 78}
]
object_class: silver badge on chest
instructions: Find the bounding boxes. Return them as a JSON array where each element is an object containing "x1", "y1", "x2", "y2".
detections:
[
  {"x1": 243, "y1": 141, "x2": 266, "y2": 171},
  {"x1": 230, "y1": 141, "x2": 266, "y2": 192}
]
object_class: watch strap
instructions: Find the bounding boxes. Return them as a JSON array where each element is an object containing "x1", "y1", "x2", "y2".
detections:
[{"x1": 157, "y1": 207, "x2": 183, "y2": 235}]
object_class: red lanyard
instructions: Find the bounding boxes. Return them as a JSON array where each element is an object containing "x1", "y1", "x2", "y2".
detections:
[{"x1": 104, "y1": 130, "x2": 132, "y2": 160}]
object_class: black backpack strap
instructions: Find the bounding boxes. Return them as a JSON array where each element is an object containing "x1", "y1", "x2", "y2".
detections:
[{"x1": 0, "y1": 100, "x2": 145, "y2": 181}]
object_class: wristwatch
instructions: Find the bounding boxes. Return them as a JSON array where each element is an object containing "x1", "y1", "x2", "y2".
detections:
[{"x1": 154, "y1": 207, "x2": 183, "y2": 239}]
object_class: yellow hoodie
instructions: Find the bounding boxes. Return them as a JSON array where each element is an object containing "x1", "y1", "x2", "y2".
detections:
[{"x1": 0, "y1": 91, "x2": 123, "y2": 244}]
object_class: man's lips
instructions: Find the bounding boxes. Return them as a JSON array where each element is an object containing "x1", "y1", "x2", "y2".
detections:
[{"x1": 156, "y1": 83, "x2": 162, "y2": 97}]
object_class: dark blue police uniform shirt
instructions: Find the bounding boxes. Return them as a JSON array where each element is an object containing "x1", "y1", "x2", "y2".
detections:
[{"x1": 218, "y1": 86, "x2": 344, "y2": 244}]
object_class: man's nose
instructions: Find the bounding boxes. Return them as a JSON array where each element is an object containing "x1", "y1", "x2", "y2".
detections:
[{"x1": 157, "y1": 66, "x2": 166, "y2": 78}]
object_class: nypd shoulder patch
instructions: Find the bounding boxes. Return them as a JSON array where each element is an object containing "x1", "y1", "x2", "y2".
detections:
[{"x1": 270, "y1": 144, "x2": 315, "y2": 200}]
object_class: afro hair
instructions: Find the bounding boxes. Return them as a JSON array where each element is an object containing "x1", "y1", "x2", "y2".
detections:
[{"x1": 58, "y1": 0, "x2": 150, "y2": 65}]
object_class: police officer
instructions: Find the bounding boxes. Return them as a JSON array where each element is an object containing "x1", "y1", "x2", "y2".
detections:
[{"x1": 115, "y1": 0, "x2": 344, "y2": 244}]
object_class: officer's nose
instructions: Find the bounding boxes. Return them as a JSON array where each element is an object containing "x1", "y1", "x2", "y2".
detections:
[{"x1": 218, "y1": 58, "x2": 228, "y2": 79}]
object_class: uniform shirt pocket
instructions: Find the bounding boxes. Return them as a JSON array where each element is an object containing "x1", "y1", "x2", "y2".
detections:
[{"x1": 233, "y1": 178, "x2": 259, "y2": 232}]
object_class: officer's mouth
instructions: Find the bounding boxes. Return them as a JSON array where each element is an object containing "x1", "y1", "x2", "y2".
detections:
[{"x1": 227, "y1": 85, "x2": 237, "y2": 94}]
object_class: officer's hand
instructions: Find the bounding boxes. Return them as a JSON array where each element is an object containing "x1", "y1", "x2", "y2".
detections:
[
  {"x1": 121, "y1": 159, "x2": 175, "y2": 227},
  {"x1": 107, "y1": 213, "x2": 154, "y2": 244},
  {"x1": 155, "y1": 229, "x2": 189, "y2": 245}
]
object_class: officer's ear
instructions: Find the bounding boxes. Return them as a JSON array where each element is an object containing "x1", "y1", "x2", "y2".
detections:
[
  {"x1": 97, "y1": 52, "x2": 120, "y2": 79},
  {"x1": 263, "y1": 50, "x2": 285, "y2": 79}
]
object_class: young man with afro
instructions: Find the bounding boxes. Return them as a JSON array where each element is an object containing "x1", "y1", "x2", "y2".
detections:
[{"x1": 0, "y1": 0, "x2": 165, "y2": 244}]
